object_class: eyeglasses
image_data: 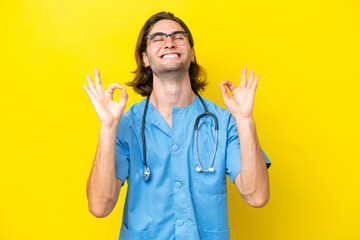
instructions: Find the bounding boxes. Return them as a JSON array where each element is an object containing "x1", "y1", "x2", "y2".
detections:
[{"x1": 147, "y1": 31, "x2": 190, "y2": 47}]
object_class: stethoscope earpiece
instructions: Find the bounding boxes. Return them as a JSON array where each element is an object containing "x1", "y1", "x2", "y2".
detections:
[{"x1": 195, "y1": 167, "x2": 215, "y2": 172}]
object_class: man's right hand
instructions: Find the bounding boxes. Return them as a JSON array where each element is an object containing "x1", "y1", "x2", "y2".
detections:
[{"x1": 83, "y1": 68, "x2": 128, "y2": 127}]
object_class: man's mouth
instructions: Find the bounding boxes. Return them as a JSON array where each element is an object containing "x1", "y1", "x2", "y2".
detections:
[{"x1": 161, "y1": 53, "x2": 181, "y2": 59}]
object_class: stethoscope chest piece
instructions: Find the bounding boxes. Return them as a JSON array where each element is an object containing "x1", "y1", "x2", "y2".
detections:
[{"x1": 143, "y1": 166, "x2": 150, "y2": 181}]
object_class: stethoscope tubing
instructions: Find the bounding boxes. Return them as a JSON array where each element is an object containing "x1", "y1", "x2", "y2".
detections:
[
  {"x1": 142, "y1": 92, "x2": 218, "y2": 181},
  {"x1": 142, "y1": 96, "x2": 151, "y2": 181}
]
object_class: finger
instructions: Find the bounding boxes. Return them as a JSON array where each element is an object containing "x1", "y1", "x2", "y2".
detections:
[
  {"x1": 106, "y1": 83, "x2": 124, "y2": 95},
  {"x1": 247, "y1": 69, "x2": 255, "y2": 88},
  {"x1": 86, "y1": 74, "x2": 100, "y2": 99},
  {"x1": 94, "y1": 68, "x2": 106, "y2": 98},
  {"x1": 221, "y1": 80, "x2": 237, "y2": 92},
  {"x1": 106, "y1": 83, "x2": 128, "y2": 101},
  {"x1": 251, "y1": 75, "x2": 259, "y2": 92},
  {"x1": 219, "y1": 83, "x2": 230, "y2": 102},
  {"x1": 240, "y1": 66, "x2": 247, "y2": 87},
  {"x1": 83, "y1": 84, "x2": 100, "y2": 107}
]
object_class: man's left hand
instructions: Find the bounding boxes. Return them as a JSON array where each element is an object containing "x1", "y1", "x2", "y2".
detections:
[{"x1": 219, "y1": 66, "x2": 259, "y2": 120}]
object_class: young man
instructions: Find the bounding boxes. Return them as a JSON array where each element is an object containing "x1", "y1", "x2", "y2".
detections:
[{"x1": 84, "y1": 12, "x2": 271, "y2": 240}]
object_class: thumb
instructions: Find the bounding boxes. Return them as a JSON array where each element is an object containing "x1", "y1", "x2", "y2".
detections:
[
  {"x1": 120, "y1": 86, "x2": 128, "y2": 99},
  {"x1": 119, "y1": 87, "x2": 128, "y2": 106}
]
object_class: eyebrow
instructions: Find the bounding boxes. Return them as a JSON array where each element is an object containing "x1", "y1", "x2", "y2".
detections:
[
  {"x1": 150, "y1": 31, "x2": 185, "y2": 35},
  {"x1": 147, "y1": 31, "x2": 187, "y2": 40}
]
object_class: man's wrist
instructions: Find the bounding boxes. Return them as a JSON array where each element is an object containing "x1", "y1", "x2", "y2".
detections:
[
  {"x1": 100, "y1": 122, "x2": 119, "y2": 134},
  {"x1": 233, "y1": 115, "x2": 256, "y2": 132},
  {"x1": 233, "y1": 114, "x2": 254, "y2": 123}
]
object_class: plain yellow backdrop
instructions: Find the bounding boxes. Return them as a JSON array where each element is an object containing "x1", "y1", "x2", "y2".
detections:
[{"x1": 1, "y1": 0, "x2": 359, "y2": 239}]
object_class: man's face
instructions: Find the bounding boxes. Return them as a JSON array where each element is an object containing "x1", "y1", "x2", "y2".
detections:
[{"x1": 142, "y1": 20, "x2": 195, "y2": 76}]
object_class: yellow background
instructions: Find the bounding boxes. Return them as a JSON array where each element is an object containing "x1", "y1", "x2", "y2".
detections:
[{"x1": 1, "y1": 0, "x2": 359, "y2": 239}]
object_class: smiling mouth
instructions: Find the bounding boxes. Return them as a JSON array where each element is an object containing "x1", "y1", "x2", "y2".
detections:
[{"x1": 161, "y1": 53, "x2": 181, "y2": 59}]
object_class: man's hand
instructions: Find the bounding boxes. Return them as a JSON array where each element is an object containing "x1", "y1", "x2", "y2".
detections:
[
  {"x1": 83, "y1": 68, "x2": 128, "y2": 127},
  {"x1": 219, "y1": 66, "x2": 259, "y2": 120}
]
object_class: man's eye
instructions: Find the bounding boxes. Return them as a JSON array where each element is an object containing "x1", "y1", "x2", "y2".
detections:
[
  {"x1": 173, "y1": 34, "x2": 185, "y2": 40},
  {"x1": 152, "y1": 36, "x2": 164, "y2": 42}
]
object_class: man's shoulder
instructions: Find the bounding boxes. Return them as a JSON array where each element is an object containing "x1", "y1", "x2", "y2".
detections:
[
  {"x1": 117, "y1": 98, "x2": 146, "y2": 133},
  {"x1": 122, "y1": 98, "x2": 146, "y2": 120},
  {"x1": 201, "y1": 97, "x2": 231, "y2": 120}
]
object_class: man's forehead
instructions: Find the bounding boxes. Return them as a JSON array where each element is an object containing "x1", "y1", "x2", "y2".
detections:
[{"x1": 148, "y1": 19, "x2": 186, "y2": 35}]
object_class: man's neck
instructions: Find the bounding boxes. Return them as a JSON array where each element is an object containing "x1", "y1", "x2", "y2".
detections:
[{"x1": 149, "y1": 73, "x2": 195, "y2": 128}]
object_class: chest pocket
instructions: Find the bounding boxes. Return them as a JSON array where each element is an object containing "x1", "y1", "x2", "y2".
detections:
[
  {"x1": 191, "y1": 116, "x2": 227, "y2": 194},
  {"x1": 191, "y1": 150, "x2": 227, "y2": 194}
]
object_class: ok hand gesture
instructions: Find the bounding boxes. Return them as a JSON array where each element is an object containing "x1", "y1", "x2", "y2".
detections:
[
  {"x1": 83, "y1": 68, "x2": 128, "y2": 127},
  {"x1": 219, "y1": 66, "x2": 259, "y2": 120}
]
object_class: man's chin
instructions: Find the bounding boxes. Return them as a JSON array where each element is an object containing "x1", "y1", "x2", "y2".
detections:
[
  {"x1": 164, "y1": 61, "x2": 191, "y2": 71},
  {"x1": 150, "y1": 61, "x2": 191, "y2": 76}
]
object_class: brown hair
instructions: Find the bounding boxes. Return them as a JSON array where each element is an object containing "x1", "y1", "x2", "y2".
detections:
[{"x1": 126, "y1": 11, "x2": 207, "y2": 96}]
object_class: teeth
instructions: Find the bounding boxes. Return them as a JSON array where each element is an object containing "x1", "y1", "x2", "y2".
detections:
[{"x1": 163, "y1": 54, "x2": 178, "y2": 59}]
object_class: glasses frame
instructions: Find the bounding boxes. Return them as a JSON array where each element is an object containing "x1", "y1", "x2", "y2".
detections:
[{"x1": 147, "y1": 31, "x2": 190, "y2": 46}]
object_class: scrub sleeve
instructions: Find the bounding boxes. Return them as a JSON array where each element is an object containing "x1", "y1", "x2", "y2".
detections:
[{"x1": 225, "y1": 115, "x2": 271, "y2": 183}]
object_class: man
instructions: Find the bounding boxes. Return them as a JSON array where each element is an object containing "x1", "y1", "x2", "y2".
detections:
[{"x1": 84, "y1": 11, "x2": 271, "y2": 240}]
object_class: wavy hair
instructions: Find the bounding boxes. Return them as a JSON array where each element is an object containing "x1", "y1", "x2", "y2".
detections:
[{"x1": 126, "y1": 11, "x2": 207, "y2": 96}]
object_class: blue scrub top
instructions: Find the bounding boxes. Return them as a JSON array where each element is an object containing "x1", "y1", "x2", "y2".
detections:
[{"x1": 115, "y1": 95, "x2": 271, "y2": 240}]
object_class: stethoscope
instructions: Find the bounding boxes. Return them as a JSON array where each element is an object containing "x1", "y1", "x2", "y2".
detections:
[{"x1": 142, "y1": 92, "x2": 218, "y2": 181}]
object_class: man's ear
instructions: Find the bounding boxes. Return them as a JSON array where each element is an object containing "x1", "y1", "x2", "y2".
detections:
[
  {"x1": 142, "y1": 52, "x2": 149, "y2": 67},
  {"x1": 191, "y1": 48, "x2": 195, "y2": 62}
]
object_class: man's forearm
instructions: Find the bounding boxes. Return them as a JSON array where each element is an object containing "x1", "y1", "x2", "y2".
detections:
[
  {"x1": 86, "y1": 124, "x2": 120, "y2": 217},
  {"x1": 234, "y1": 116, "x2": 269, "y2": 207}
]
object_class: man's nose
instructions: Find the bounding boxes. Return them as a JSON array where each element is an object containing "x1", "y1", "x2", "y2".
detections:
[{"x1": 164, "y1": 36, "x2": 176, "y2": 48}]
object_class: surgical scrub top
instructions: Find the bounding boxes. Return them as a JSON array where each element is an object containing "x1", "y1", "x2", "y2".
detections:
[{"x1": 115, "y1": 95, "x2": 271, "y2": 240}]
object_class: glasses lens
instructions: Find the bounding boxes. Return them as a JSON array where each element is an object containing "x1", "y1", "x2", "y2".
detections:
[
  {"x1": 148, "y1": 32, "x2": 188, "y2": 46},
  {"x1": 150, "y1": 33, "x2": 166, "y2": 45},
  {"x1": 172, "y1": 32, "x2": 187, "y2": 45}
]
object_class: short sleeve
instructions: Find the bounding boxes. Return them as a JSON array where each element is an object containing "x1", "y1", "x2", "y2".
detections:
[
  {"x1": 115, "y1": 119, "x2": 130, "y2": 185},
  {"x1": 225, "y1": 115, "x2": 271, "y2": 183}
]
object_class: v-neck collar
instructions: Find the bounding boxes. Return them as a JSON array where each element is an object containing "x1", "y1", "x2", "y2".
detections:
[{"x1": 142, "y1": 94, "x2": 202, "y2": 137}]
